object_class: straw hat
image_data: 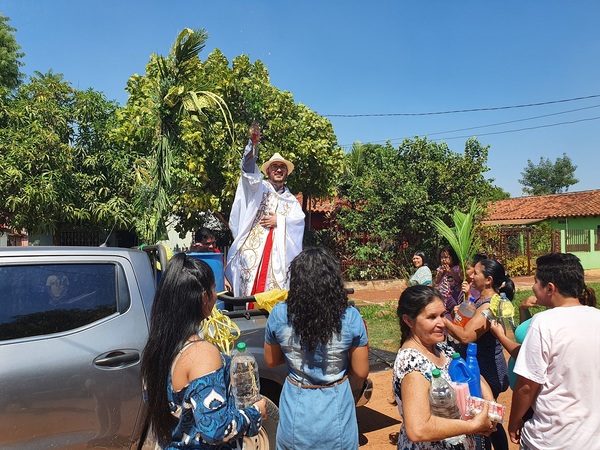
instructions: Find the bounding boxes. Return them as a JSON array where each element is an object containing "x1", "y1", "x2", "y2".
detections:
[{"x1": 261, "y1": 153, "x2": 294, "y2": 175}]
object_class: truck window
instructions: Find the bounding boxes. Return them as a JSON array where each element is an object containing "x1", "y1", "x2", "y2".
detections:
[{"x1": 0, "y1": 263, "x2": 124, "y2": 341}]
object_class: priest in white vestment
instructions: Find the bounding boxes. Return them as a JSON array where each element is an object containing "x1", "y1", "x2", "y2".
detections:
[{"x1": 225, "y1": 126, "x2": 305, "y2": 297}]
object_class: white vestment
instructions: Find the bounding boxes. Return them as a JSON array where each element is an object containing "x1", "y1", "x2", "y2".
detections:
[{"x1": 225, "y1": 142, "x2": 305, "y2": 297}]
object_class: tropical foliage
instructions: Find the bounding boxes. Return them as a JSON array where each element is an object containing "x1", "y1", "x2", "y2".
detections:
[
  {"x1": 431, "y1": 199, "x2": 481, "y2": 276},
  {"x1": 119, "y1": 44, "x2": 344, "y2": 239},
  {"x1": 0, "y1": 14, "x2": 24, "y2": 92},
  {"x1": 519, "y1": 153, "x2": 578, "y2": 196},
  {"x1": 0, "y1": 71, "x2": 134, "y2": 235},
  {"x1": 115, "y1": 28, "x2": 234, "y2": 243},
  {"x1": 326, "y1": 137, "x2": 507, "y2": 279}
]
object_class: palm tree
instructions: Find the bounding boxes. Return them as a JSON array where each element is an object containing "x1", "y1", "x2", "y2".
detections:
[{"x1": 138, "y1": 28, "x2": 233, "y2": 244}]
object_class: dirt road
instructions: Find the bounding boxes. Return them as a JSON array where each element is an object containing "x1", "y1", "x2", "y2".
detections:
[{"x1": 348, "y1": 268, "x2": 600, "y2": 304}]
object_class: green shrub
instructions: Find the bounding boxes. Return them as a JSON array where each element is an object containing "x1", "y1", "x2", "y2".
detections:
[{"x1": 504, "y1": 255, "x2": 533, "y2": 277}]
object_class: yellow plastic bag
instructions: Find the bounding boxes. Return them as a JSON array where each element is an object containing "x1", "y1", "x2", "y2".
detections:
[{"x1": 253, "y1": 289, "x2": 288, "y2": 313}]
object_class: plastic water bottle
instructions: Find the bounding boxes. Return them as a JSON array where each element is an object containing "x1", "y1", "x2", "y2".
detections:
[
  {"x1": 230, "y1": 342, "x2": 261, "y2": 408},
  {"x1": 429, "y1": 369, "x2": 468, "y2": 446},
  {"x1": 465, "y1": 343, "x2": 482, "y2": 397},
  {"x1": 453, "y1": 296, "x2": 477, "y2": 327},
  {"x1": 497, "y1": 293, "x2": 516, "y2": 342}
]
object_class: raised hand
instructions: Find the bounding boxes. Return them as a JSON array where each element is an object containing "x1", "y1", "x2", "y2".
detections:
[{"x1": 250, "y1": 121, "x2": 261, "y2": 145}]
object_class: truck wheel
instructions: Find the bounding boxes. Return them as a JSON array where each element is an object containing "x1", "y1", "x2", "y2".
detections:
[{"x1": 250, "y1": 395, "x2": 278, "y2": 449}]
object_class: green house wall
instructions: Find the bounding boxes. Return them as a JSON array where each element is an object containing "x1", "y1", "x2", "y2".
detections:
[{"x1": 548, "y1": 216, "x2": 600, "y2": 269}]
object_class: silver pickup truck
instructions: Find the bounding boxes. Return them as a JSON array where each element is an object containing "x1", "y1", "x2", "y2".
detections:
[{"x1": 0, "y1": 246, "x2": 284, "y2": 449}]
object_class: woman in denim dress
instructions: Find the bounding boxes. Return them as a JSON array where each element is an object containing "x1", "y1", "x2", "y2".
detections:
[{"x1": 264, "y1": 247, "x2": 370, "y2": 449}]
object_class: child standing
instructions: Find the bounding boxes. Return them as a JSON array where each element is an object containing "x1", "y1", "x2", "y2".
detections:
[{"x1": 434, "y1": 246, "x2": 463, "y2": 319}]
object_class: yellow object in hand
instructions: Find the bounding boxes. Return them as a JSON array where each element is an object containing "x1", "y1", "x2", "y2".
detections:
[
  {"x1": 253, "y1": 289, "x2": 288, "y2": 312},
  {"x1": 499, "y1": 299, "x2": 515, "y2": 318},
  {"x1": 489, "y1": 293, "x2": 515, "y2": 318},
  {"x1": 489, "y1": 293, "x2": 501, "y2": 315},
  {"x1": 201, "y1": 307, "x2": 241, "y2": 356}
]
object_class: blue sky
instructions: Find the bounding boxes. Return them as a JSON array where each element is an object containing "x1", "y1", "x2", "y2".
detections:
[{"x1": 2, "y1": 1, "x2": 599, "y2": 197}]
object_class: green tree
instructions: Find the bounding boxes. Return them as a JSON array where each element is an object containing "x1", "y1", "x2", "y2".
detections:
[
  {"x1": 0, "y1": 14, "x2": 24, "y2": 92},
  {"x1": 115, "y1": 28, "x2": 234, "y2": 244},
  {"x1": 334, "y1": 137, "x2": 503, "y2": 266},
  {"x1": 0, "y1": 71, "x2": 134, "y2": 235},
  {"x1": 185, "y1": 50, "x2": 343, "y2": 225},
  {"x1": 518, "y1": 153, "x2": 578, "y2": 196},
  {"x1": 119, "y1": 45, "x2": 343, "y2": 239}
]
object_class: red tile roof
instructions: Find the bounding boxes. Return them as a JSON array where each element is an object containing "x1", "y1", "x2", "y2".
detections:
[
  {"x1": 295, "y1": 194, "x2": 349, "y2": 213},
  {"x1": 485, "y1": 189, "x2": 600, "y2": 223}
]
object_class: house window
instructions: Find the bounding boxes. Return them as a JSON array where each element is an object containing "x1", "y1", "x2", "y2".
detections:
[
  {"x1": 565, "y1": 228, "x2": 590, "y2": 253},
  {"x1": 596, "y1": 226, "x2": 600, "y2": 251}
]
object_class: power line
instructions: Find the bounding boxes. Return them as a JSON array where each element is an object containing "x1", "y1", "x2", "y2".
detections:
[
  {"x1": 325, "y1": 94, "x2": 600, "y2": 118},
  {"x1": 424, "y1": 104, "x2": 600, "y2": 137},
  {"x1": 339, "y1": 115, "x2": 600, "y2": 150},
  {"x1": 432, "y1": 115, "x2": 600, "y2": 141}
]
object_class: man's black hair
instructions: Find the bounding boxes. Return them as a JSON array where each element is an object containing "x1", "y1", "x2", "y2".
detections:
[{"x1": 194, "y1": 227, "x2": 215, "y2": 243}]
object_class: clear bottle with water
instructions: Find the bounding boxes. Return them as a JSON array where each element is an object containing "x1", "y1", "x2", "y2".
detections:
[
  {"x1": 230, "y1": 342, "x2": 261, "y2": 408},
  {"x1": 497, "y1": 293, "x2": 516, "y2": 342},
  {"x1": 429, "y1": 369, "x2": 467, "y2": 446}
]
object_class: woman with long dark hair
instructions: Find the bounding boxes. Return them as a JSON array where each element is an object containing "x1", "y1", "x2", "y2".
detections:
[
  {"x1": 140, "y1": 253, "x2": 265, "y2": 449},
  {"x1": 409, "y1": 251, "x2": 433, "y2": 286},
  {"x1": 444, "y1": 258, "x2": 512, "y2": 450},
  {"x1": 264, "y1": 247, "x2": 370, "y2": 449}
]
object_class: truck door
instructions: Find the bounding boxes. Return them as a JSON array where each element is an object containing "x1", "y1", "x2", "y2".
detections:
[{"x1": 0, "y1": 258, "x2": 149, "y2": 449}]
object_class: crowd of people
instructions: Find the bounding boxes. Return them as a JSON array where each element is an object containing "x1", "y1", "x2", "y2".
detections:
[
  {"x1": 141, "y1": 245, "x2": 598, "y2": 449},
  {"x1": 139, "y1": 123, "x2": 599, "y2": 450},
  {"x1": 394, "y1": 251, "x2": 598, "y2": 450}
]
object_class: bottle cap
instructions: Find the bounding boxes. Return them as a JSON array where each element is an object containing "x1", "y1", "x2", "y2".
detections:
[
  {"x1": 452, "y1": 352, "x2": 461, "y2": 359},
  {"x1": 236, "y1": 342, "x2": 247, "y2": 352},
  {"x1": 469, "y1": 296, "x2": 476, "y2": 302},
  {"x1": 467, "y1": 342, "x2": 477, "y2": 355},
  {"x1": 432, "y1": 368, "x2": 441, "y2": 378}
]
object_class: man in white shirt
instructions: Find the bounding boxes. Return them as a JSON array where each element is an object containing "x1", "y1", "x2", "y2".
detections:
[{"x1": 510, "y1": 252, "x2": 600, "y2": 450}]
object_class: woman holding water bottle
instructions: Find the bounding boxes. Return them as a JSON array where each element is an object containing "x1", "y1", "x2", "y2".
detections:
[
  {"x1": 140, "y1": 253, "x2": 266, "y2": 449},
  {"x1": 393, "y1": 285, "x2": 496, "y2": 449},
  {"x1": 264, "y1": 247, "x2": 370, "y2": 449},
  {"x1": 444, "y1": 259, "x2": 512, "y2": 450}
]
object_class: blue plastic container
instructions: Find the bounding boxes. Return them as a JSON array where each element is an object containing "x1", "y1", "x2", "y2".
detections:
[
  {"x1": 466, "y1": 343, "x2": 483, "y2": 397},
  {"x1": 185, "y1": 252, "x2": 225, "y2": 309},
  {"x1": 448, "y1": 352, "x2": 471, "y2": 384}
]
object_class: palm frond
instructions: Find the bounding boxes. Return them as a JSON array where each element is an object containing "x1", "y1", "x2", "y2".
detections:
[
  {"x1": 431, "y1": 199, "x2": 481, "y2": 276},
  {"x1": 184, "y1": 90, "x2": 235, "y2": 145},
  {"x1": 173, "y1": 28, "x2": 208, "y2": 66}
]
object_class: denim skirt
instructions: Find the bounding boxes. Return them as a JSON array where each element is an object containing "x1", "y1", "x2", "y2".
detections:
[{"x1": 276, "y1": 377, "x2": 358, "y2": 450}]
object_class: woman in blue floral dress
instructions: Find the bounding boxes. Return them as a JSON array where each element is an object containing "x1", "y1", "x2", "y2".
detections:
[
  {"x1": 141, "y1": 253, "x2": 266, "y2": 449},
  {"x1": 392, "y1": 285, "x2": 496, "y2": 450},
  {"x1": 264, "y1": 247, "x2": 370, "y2": 450}
]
